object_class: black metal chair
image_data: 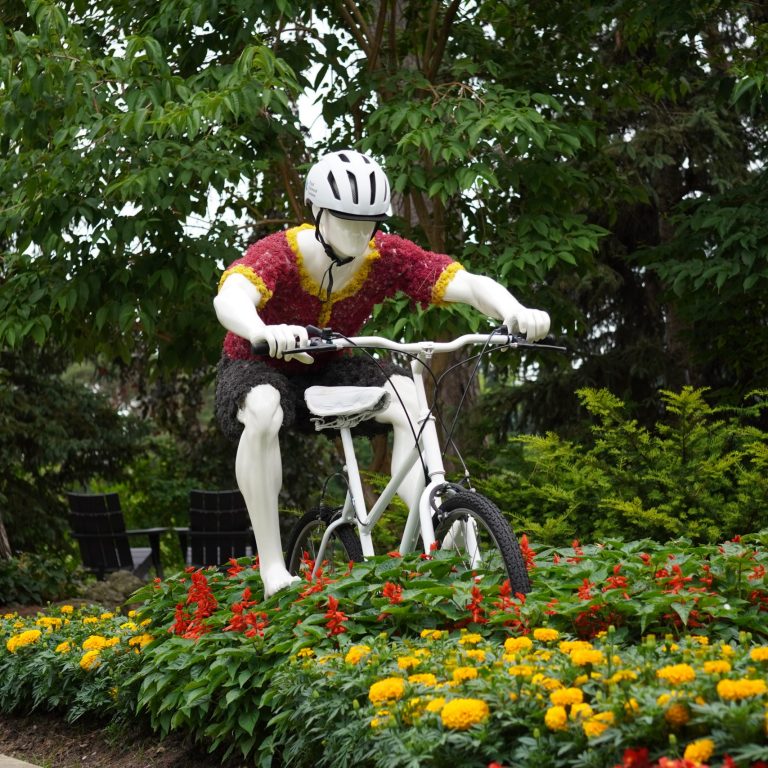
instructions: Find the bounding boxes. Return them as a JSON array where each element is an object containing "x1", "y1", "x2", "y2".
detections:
[
  {"x1": 66, "y1": 492, "x2": 166, "y2": 579},
  {"x1": 175, "y1": 489, "x2": 256, "y2": 567}
]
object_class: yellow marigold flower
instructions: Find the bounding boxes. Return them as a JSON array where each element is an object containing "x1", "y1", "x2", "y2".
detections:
[
  {"x1": 574, "y1": 674, "x2": 589, "y2": 686},
  {"x1": 533, "y1": 649, "x2": 553, "y2": 662},
  {"x1": 464, "y1": 649, "x2": 486, "y2": 663},
  {"x1": 533, "y1": 627, "x2": 560, "y2": 642},
  {"x1": 453, "y1": 666, "x2": 479, "y2": 684},
  {"x1": 608, "y1": 670, "x2": 638, "y2": 684},
  {"x1": 459, "y1": 632, "x2": 483, "y2": 645},
  {"x1": 408, "y1": 673, "x2": 438, "y2": 687},
  {"x1": 420, "y1": 629, "x2": 444, "y2": 641},
  {"x1": 532, "y1": 674, "x2": 563, "y2": 691},
  {"x1": 3, "y1": 613, "x2": 16, "y2": 619},
  {"x1": 544, "y1": 705, "x2": 568, "y2": 731},
  {"x1": 55, "y1": 641, "x2": 71, "y2": 654},
  {"x1": 36, "y1": 617, "x2": 62, "y2": 631},
  {"x1": 657, "y1": 663, "x2": 696, "y2": 685},
  {"x1": 60, "y1": 605, "x2": 74, "y2": 614},
  {"x1": 128, "y1": 634, "x2": 153, "y2": 650},
  {"x1": 82, "y1": 634, "x2": 118, "y2": 650},
  {"x1": 720, "y1": 643, "x2": 734, "y2": 657},
  {"x1": 414, "y1": 648, "x2": 431, "y2": 658},
  {"x1": 570, "y1": 702, "x2": 594, "y2": 720},
  {"x1": 664, "y1": 702, "x2": 690, "y2": 727},
  {"x1": 688, "y1": 635, "x2": 709, "y2": 646},
  {"x1": 440, "y1": 697, "x2": 490, "y2": 730},
  {"x1": 344, "y1": 645, "x2": 371, "y2": 665},
  {"x1": 397, "y1": 655, "x2": 420, "y2": 671},
  {"x1": 550, "y1": 687, "x2": 584, "y2": 707},
  {"x1": 100, "y1": 612, "x2": 114, "y2": 619},
  {"x1": 570, "y1": 649, "x2": 605, "y2": 667},
  {"x1": 369, "y1": 677, "x2": 405, "y2": 704},
  {"x1": 625, "y1": 698, "x2": 639, "y2": 716},
  {"x1": 370, "y1": 708, "x2": 391, "y2": 728},
  {"x1": 6, "y1": 629, "x2": 41, "y2": 653},
  {"x1": 559, "y1": 640, "x2": 593, "y2": 654},
  {"x1": 296, "y1": 647, "x2": 314, "y2": 659},
  {"x1": 127, "y1": 610, "x2": 137, "y2": 618},
  {"x1": 717, "y1": 678, "x2": 767, "y2": 700},
  {"x1": 507, "y1": 664, "x2": 535, "y2": 678},
  {"x1": 504, "y1": 636, "x2": 533, "y2": 654},
  {"x1": 683, "y1": 738, "x2": 715, "y2": 764},
  {"x1": 120, "y1": 621, "x2": 137, "y2": 631},
  {"x1": 749, "y1": 647, "x2": 768, "y2": 663},
  {"x1": 79, "y1": 650, "x2": 101, "y2": 671},
  {"x1": 82, "y1": 617, "x2": 99, "y2": 624},
  {"x1": 140, "y1": 619, "x2": 151, "y2": 627},
  {"x1": 582, "y1": 711, "x2": 614, "y2": 738},
  {"x1": 703, "y1": 660, "x2": 732, "y2": 675},
  {"x1": 425, "y1": 696, "x2": 446, "y2": 713}
]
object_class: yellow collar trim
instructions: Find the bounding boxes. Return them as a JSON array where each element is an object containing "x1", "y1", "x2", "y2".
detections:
[
  {"x1": 287, "y1": 224, "x2": 381, "y2": 325},
  {"x1": 431, "y1": 262, "x2": 465, "y2": 306}
]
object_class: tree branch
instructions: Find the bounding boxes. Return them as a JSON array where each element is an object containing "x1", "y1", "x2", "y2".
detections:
[
  {"x1": 426, "y1": 0, "x2": 461, "y2": 81},
  {"x1": 367, "y1": 0, "x2": 389, "y2": 72},
  {"x1": 337, "y1": 0, "x2": 372, "y2": 58}
]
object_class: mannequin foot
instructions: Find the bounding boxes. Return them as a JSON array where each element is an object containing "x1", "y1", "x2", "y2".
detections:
[{"x1": 261, "y1": 565, "x2": 300, "y2": 598}]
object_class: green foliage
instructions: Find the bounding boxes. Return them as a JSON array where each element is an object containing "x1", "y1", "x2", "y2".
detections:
[
  {"x1": 0, "y1": 345, "x2": 147, "y2": 553},
  {"x1": 0, "y1": 552, "x2": 85, "y2": 605},
  {"x1": 1, "y1": 536, "x2": 767, "y2": 765},
  {"x1": 475, "y1": 387, "x2": 768, "y2": 544}
]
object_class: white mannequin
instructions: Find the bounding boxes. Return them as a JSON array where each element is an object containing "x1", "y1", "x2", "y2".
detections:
[{"x1": 214, "y1": 213, "x2": 550, "y2": 596}]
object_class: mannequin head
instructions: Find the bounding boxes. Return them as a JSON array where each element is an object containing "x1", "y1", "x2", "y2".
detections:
[{"x1": 314, "y1": 207, "x2": 376, "y2": 261}]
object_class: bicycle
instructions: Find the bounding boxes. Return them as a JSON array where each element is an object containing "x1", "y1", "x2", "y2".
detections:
[{"x1": 263, "y1": 326, "x2": 564, "y2": 595}]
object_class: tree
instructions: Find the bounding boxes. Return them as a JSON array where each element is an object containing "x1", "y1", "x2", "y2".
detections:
[{"x1": 2, "y1": 0, "x2": 766, "y2": 441}]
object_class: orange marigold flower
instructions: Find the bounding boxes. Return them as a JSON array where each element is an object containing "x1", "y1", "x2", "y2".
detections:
[
  {"x1": 570, "y1": 648, "x2": 605, "y2": 667},
  {"x1": 453, "y1": 666, "x2": 479, "y2": 684},
  {"x1": 749, "y1": 646, "x2": 768, "y2": 663},
  {"x1": 369, "y1": 677, "x2": 405, "y2": 704},
  {"x1": 664, "y1": 702, "x2": 690, "y2": 727},
  {"x1": 550, "y1": 687, "x2": 583, "y2": 707},
  {"x1": 703, "y1": 660, "x2": 732, "y2": 675},
  {"x1": 504, "y1": 636, "x2": 533, "y2": 654}
]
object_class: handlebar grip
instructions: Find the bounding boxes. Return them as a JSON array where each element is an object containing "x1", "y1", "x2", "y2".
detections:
[{"x1": 250, "y1": 325, "x2": 336, "y2": 357}]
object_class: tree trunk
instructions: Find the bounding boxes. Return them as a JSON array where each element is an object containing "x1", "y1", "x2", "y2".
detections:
[{"x1": 0, "y1": 513, "x2": 12, "y2": 560}]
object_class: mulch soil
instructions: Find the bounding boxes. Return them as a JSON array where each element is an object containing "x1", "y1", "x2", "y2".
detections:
[{"x1": 0, "y1": 712, "x2": 252, "y2": 768}]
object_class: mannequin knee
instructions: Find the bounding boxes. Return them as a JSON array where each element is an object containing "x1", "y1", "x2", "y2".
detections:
[
  {"x1": 238, "y1": 385, "x2": 283, "y2": 438},
  {"x1": 378, "y1": 375, "x2": 419, "y2": 429}
]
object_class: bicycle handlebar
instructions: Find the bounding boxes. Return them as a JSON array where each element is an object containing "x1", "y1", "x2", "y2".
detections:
[{"x1": 250, "y1": 326, "x2": 567, "y2": 357}]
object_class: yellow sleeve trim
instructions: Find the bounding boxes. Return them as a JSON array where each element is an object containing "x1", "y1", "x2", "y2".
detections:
[
  {"x1": 218, "y1": 265, "x2": 273, "y2": 306},
  {"x1": 431, "y1": 262, "x2": 465, "y2": 306}
]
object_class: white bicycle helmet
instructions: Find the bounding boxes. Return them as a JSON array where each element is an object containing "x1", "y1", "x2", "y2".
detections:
[{"x1": 305, "y1": 149, "x2": 391, "y2": 221}]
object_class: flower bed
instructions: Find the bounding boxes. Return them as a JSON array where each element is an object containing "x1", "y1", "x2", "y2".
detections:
[{"x1": 1, "y1": 534, "x2": 767, "y2": 767}]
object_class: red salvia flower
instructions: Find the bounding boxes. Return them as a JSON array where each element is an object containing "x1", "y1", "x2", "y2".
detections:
[
  {"x1": 227, "y1": 558, "x2": 244, "y2": 577},
  {"x1": 566, "y1": 539, "x2": 584, "y2": 564},
  {"x1": 171, "y1": 602, "x2": 191, "y2": 636},
  {"x1": 662, "y1": 564, "x2": 693, "y2": 594},
  {"x1": 615, "y1": 747, "x2": 650, "y2": 768},
  {"x1": 577, "y1": 578, "x2": 595, "y2": 601},
  {"x1": 382, "y1": 581, "x2": 403, "y2": 604},
  {"x1": 324, "y1": 595, "x2": 348, "y2": 637},
  {"x1": 519, "y1": 534, "x2": 536, "y2": 571},
  {"x1": 466, "y1": 584, "x2": 488, "y2": 624}
]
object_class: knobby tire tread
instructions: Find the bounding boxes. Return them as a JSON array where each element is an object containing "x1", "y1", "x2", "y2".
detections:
[{"x1": 433, "y1": 491, "x2": 531, "y2": 594}]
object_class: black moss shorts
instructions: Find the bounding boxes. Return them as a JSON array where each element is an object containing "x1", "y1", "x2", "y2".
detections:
[{"x1": 215, "y1": 354, "x2": 410, "y2": 442}]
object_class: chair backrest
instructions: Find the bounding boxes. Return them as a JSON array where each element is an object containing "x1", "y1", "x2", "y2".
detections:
[
  {"x1": 188, "y1": 489, "x2": 254, "y2": 566},
  {"x1": 66, "y1": 492, "x2": 133, "y2": 576}
]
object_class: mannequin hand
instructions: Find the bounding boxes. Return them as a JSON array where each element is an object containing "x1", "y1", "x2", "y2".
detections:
[
  {"x1": 503, "y1": 306, "x2": 550, "y2": 342},
  {"x1": 252, "y1": 324, "x2": 314, "y2": 364}
]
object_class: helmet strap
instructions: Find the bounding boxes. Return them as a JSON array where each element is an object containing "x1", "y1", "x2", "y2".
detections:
[{"x1": 314, "y1": 209, "x2": 355, "y2": 303}]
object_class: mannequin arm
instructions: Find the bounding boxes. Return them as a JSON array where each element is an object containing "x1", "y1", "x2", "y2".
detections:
[
  {"x1": 442, "y1": 270, "x2": 550, "y2": 341},
  {"x1": 214, "y1": 273, "x2": 312, "y2": 362}
]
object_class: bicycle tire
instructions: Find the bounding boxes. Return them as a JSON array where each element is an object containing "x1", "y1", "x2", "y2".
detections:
[
  {"x1": 432, "y1": 491, "x2": 531, "y2": 594},
  {"x1": 285, "y1": 506, "x2": 363, "y2": 577}
]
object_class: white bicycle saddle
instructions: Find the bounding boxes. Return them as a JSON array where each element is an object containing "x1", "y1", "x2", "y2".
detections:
[{"x1": 305, "y1": 386, "x2": 391, "y2": 431}]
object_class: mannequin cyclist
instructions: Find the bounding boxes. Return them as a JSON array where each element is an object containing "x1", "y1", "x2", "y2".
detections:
[{"x1": 214, "y1": 149, "x2": 550, "y2": 597}]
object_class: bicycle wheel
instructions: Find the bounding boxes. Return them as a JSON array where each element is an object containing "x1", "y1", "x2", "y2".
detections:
[
  {"x1": 432, "y1": 491, "x2": 531, "y2": 594},
  {"x1": 285, "y1": 506, "x2": 363, "y2": 577}
]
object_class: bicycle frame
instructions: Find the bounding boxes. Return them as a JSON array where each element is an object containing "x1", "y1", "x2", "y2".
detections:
[{"x1": 301, "y1": 332, "x2": 564, "y2": 576}]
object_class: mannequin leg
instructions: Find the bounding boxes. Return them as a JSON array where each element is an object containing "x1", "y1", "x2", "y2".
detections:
[
  {"x1": 236, "y1": 384, "x2": 299, "y2": 597},
  {"x1": 375, "y1": 374, "x2": 425, "y2": 511}
]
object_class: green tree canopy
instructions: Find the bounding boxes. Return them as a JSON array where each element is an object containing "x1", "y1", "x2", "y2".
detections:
[{"x1": 1, "y1": 0, "x2": 766, "y2": 429}]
